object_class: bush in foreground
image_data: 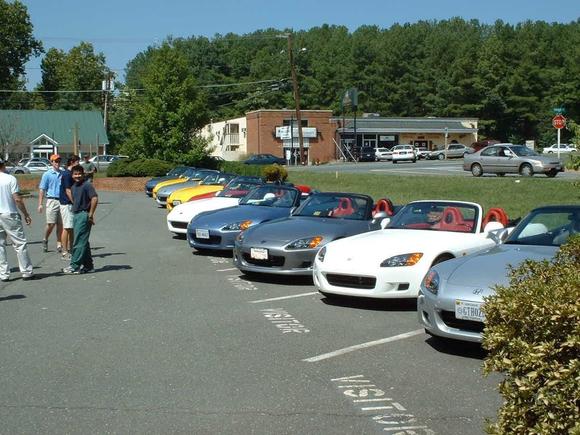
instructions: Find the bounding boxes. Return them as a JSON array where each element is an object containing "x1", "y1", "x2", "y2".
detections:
[{"x1": 482, "y1": 235, "x2": 580, "y2": 434}]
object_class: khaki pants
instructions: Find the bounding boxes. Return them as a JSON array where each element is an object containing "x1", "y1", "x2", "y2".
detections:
[{"x1": 0, "y1": 213, "x2": 33, "y2": 279}]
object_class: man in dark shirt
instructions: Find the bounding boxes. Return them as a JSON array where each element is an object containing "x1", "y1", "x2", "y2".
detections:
[
  {"x1": 62, "y1": 165, "x2": 98, "y2": 274},
  {"x1": 59, "y1": 155, "x2": 79, "y2": 260}
]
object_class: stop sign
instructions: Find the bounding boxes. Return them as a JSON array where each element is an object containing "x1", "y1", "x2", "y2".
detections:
[{"x1": 552, "y1": 114, "x2": 566, "y2": 129}]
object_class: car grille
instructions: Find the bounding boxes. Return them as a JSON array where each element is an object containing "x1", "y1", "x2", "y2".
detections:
[
  {"x1": 440, "y1": 311, "x2": 484, "y2": 333},
  {"x1": 192, "y1": 235, "x2": 222, "y2": 245},
  {"x1": 326, "y1": 273, "x2": 376, "y2": 289},
  {"x1": 242, "y1": 253, "x2": 285, "y2": 267},
  {"x1": 157, "y1": 195, "x2": 168, "y2": 202},
  {"x1": 170, "y1": 221, "x2": 188, "y2": 229}
]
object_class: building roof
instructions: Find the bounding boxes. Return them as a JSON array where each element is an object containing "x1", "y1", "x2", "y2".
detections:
[
  {"x1": 338, "y1": 117, "x2": 478, "y2": 134},
  {"x1": 0, "y1": 110, "x2": 109, "y2": 145}
]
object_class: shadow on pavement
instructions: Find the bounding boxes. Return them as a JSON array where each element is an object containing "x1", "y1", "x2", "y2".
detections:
[
  {"x1": 92, "y1": 252, "x2": 126, "y2": 258},
  {"x1": 0, "y1": 294, "x2": 26, "y2": 302},
  {"x1": 424, "y1": 335, "x2": 486, "y2": 360},
  {"x1": 242, "y1": 272, "x2": 314, "y2": 287},
  {"x1": 95, "y1": 264, "x2": 132, "y2": 272},
  {"x1": 192, "y1": 250, "x2": 232, "y2": 259},
  {"x1": 320, "y1": 295, "x2": 417, "y2": 312}
]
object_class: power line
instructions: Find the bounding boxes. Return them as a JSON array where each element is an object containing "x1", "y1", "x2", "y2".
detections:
[{"x1": 0, "y1": 78, "x2": 289, "y2": 94}]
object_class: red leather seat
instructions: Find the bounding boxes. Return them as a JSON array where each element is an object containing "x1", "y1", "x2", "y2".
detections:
[
  {"x1": 332, "y1": 197, "x2": 355, "y2": 217},
  {"x1": 436, "y1": 207, "x2": 470, "y2": 232}
]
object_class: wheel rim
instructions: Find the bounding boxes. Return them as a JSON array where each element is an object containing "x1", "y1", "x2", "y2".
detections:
[
  {"x1": 438, "y1": 154, "x2": 444, "y2": 160},
  {"x1": 521, "y1": 165, "x2": 532, "y2": 177},
  {"x1": 472, "y1": 164, "x2": 482, "y2": 176}
]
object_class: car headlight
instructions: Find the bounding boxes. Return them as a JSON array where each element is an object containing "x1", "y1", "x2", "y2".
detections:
[
  {"x1": 222, "y1": 220, "x2": 253, "y2": 231},
  {"x1": 380, "y1": 253, "x2": 423, "y2": 267},
  {"x1": 423, "y1": 269, "x2": 440, "y2": 295},
  {"x1": 287, "y1": 236, "x2": 323, "y2": 250},
  {"x1": 317, "y1": 246, "x2": 327, "y2": 262}
]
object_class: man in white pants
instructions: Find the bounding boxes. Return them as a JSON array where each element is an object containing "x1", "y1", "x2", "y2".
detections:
[{"x1": 0, "y1": 158, "x2": 33, "y2": 281}]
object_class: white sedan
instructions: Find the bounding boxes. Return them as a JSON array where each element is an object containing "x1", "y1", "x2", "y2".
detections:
[
  {"x1": 542, "y1": 144, "x2": 577, "y2": 154},
  {"x1": 166, "y1": 179, "x2": 263, "y2": 235},
  {"x1": 391, "y1": 144, "x2": 416, "y2": 163},
  {"x1": 313, "y1": 200, "x2": 507, "y2": 299}
]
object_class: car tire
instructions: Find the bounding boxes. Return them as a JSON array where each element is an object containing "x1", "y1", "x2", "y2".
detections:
[
  {"x1": 392, "y1": 160, "x2": 397, "y2": 164},
  {"x1": 519, "y1": 163, "x2": 533, "y2": 177},
  {"x1": 438, "y1": 153, "x2": 445, "y2": 160},
  {"x1": 546, "y1": 169, "x2": 558, "y2": 178},
  {"x1": 14, "y1": 170, "x2": 24, "y2": 174},
  {"x1": 412, "y1": 158, "x2": 416, "y2": 163},
  {"x1": 471, "y1": 163, "x2": 483, "y2": 177}
]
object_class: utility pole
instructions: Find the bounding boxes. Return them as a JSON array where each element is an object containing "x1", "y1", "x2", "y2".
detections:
[
  {"x1": 102, "y1": 72, "x2": 114, "y2": 133},
  {"x1": 286, "y1": 33, "x2": 305, "y2": 165}
]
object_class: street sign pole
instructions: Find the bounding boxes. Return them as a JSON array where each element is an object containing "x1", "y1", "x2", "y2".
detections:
[
  {"x1": 552, "y1": 114, "x2": 567, "y2": 160},
  {"x1": 557, "y1": 127, "x2": 561, "y2": 160}
]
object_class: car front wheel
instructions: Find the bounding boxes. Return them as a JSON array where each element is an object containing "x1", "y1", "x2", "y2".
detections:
[
  {"x1": 471, "y1": 163, "x2": 483, "y2": 177},
  {"x1": 437, "y1": 153, "x2": 445, "y2": 160},
  {"x1": 519, "y1": 163, "x2": 533, "y2": 177},
  {"x1": 546, "y1": 169, "x2": 558, "y2": 178}
]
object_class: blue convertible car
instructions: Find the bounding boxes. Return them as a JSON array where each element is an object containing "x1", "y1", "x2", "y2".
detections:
[{"x1": 187, "y1": 184, "x2": 302, "y2": 251}]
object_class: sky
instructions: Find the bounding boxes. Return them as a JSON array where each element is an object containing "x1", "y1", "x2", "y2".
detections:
[{"x1": 21, "y1": 0, "x2": 580, "y2": 89}]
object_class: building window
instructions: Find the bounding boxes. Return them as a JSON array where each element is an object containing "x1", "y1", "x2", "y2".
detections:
[{"x1": 283, "y1": 119, "x2": 308, "y2": 127}]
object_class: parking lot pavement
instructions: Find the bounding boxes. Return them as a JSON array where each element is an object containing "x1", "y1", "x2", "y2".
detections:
[
  {"x1": 0, "y1": 192, "x2": 501, "y2": 434},
  {"x1": 290, "y1": 159, "x2": 580, "y2": 179}
]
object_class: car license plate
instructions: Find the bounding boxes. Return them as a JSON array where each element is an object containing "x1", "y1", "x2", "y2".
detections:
[
  {"x1": 455, "y1": 300, "x2": 485, "y2": 322},
  {"x1": 173, "y1": 200, "x2": 181, "y2": 206},
  {"x1": 250, "y1": 247, "x2": 268, "y2": 260},
  {"x1": 195, "y1": 229, "x2": 209, "y2": 239}
]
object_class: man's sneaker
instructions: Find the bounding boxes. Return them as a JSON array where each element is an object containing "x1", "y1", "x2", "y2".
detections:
[
  {"x1": 61, "y1": 252, "x2": 71, "y2": 261},
  {"x1": 22, "y1": 274, "x2": 36, "y2": 280},
  {"x1": 0, "y1": 276, "x2": 9, "y2": 282},
  {"x1": 42, "y1": 240, "x2": 48, "y2": 252},
  {"x1": 81, "y1": 265, "x2": 94, "y2": 273},
  {"x1": 62, "y1": 266, "x2": 83, "y2": 275},
  {"x1": 56, "y1": 245, "x2": 63, "y2": 253}
]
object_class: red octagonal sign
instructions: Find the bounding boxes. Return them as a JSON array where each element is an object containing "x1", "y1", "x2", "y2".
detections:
[{"x1": 552, "y1": 114, "x2": 566, "y2": 129}]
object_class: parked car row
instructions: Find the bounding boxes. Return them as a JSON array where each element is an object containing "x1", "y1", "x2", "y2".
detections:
[{"x1": 146, "y1": 166, "x2": 579, "y2": 346}]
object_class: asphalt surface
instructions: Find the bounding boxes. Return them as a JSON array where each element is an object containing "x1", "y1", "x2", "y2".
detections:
[
  {"x1": 289, "y1": 158, "x2": 580, "y2": 179},
  {"x1": 0, "y1": 192, "x2": 502, "y2": 434}
]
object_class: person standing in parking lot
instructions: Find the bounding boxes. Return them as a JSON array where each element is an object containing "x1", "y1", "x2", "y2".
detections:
[
  {"x1": 80, "y1": 154, "x2": 96, "y2": 183},
  {"x1": 38, "y1": 154, "x2": 63, "y2": 253},
  {"x1": 0, "y1": 158, "x2": 34, "y2": 281},
  {"x1": 59, "y1": 155, "x2": 79, "y2": 260},
  {"x1": 62, "y1": 165, "x2": 98, "y2": 274}
]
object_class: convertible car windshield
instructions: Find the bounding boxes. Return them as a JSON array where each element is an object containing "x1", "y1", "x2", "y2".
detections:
[
  {"x1": 505, "y1": 207, "x2": 579, "y2": 246},
  {"x1": 388, "y1": 201, "x2": 478, "y2": 233},
  {"x1": 293, "y1": 194, "x2": 372, "y2": 220},
  {"x1": 240, "y1": 186, "x2": 298, "y2": 208},
  {"x1": 217, "y1": 181, "x2": 263, "y2": 198}
]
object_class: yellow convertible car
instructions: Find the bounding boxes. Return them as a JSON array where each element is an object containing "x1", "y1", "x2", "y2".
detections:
[
  {"x1": 152, "y1": 168, "x2": 217, "y2": 199},
  {"x1": 166, "y1": 173, "x2": 236, "y2": 211}
]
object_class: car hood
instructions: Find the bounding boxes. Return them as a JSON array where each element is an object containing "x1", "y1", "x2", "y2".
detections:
[
  {"x1": 191, "y1": 205, "x2": 292, "y2": 228},
  {"x1": 323, "y1": 229, "x2": 487, "y2": 264},
  {"x1": 242, "y1": 216, "x2": 371, "y2": 245},
  {"x1": 443, "y1": 244, "x2": 558, "y2": 288},
  {"x1": 158, "y1": 180, "x2": 201, "y2": 195},
  {"x1": 168, "y1": 197, "x2": 240, "y2": 221}
]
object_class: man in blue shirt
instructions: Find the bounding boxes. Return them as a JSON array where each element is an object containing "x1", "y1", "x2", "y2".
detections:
[{"x1": 38, "y1": 154, "x2": 63, "y2": 253}]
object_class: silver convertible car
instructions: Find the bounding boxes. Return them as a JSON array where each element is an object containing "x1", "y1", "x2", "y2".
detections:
[
  {"x1": 418, "y1": 205, "x2": 580, "y2": 343},
  {"x1": 233, "y1": 192, "x2": 381, "y2": 276},
  {"x1": 187, "y1": 184, "x2": 301, "y2": 252}
]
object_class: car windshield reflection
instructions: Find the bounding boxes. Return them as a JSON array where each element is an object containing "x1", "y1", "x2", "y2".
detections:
[
  {"x1": 387, "y1": 202, "x2": 478, "y2": 233},
  {"x1": 239, "y1": 186, "x2": 298, "y2": 208},
  {"x1": 505, "y1": 208, "x2": 579, "y2": 246},
  {"x1": 510, "y1": 145, "x2": 540, "y2": 157},
  {"x1": 293, "y1": 194, "x2": 371, "y2": 220}
]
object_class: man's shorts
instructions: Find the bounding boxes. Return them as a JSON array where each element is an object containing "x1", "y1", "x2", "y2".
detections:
[
  {"x1": 60, "y1": 203, "x2": 73, "y2": 229},
  {"x1": 45, "y1": 198, "x2": 61, "y2": 224}
]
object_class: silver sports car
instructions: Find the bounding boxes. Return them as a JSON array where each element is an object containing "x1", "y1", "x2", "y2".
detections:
[
  {"x1": 233, "y1": 192, "x2": 380, "y2": 276},
  {"x1": 187, "y1": 184, "x2": 301, "y2": 251},
  {"x1": 418, "y1": 205, "x2": 580, "y2": 343}
]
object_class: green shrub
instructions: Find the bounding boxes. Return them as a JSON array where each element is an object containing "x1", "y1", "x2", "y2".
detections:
[
  {"x1": 482, "y1": 235, "x2": 580, "y2": 434},
  {"x1": 262, "y1": 164, "x2": 288, "y2": 182},
  {"x1": 217, "y1": 161, "x2": 263, "y2": 178},
  {"x1": 565, "y1": 154, "x2": 580, "y2": 171},
  {"x1": 107, "y1": 158, "x2": 172, "y2": 177}
]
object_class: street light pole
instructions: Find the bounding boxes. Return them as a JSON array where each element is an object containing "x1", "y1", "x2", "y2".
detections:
[{"x1": 286, "y1": 33, "x2": 305, "y2": 165}]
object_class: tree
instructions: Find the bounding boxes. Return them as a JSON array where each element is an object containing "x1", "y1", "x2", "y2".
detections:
[
  {"x1": 121, "y1": 42, "x2": 210, "y2": 162},
  {"x1": 37, "y1": 42, "x2": 109, "y2": 110},
  {"x1": 0, "y1": 0, "x2": 42, "y2": 106}
]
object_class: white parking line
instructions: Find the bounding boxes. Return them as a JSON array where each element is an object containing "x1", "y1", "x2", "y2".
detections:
[
  {"x1": 302, "y1": 329, "x2": 424, "y2": 362},
  {"x1": 249, "y1": 292, "x2": 318, "y2": 304},
  {"x1": 216, "y1": 267, "x2": 237, "y2": 272}
]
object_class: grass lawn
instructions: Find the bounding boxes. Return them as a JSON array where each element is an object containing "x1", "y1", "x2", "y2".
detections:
[{"x1": 290, "y1": 171, "x2": 580, "y2": 219}]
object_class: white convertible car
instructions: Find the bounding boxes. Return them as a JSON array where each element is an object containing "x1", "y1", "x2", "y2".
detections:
[
  {"x1": 166, "y1": 178, "x2": 263, "y2": 235},
  {"x1": 313, "y1": 200, "x2": 508, "y2": 299}
]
